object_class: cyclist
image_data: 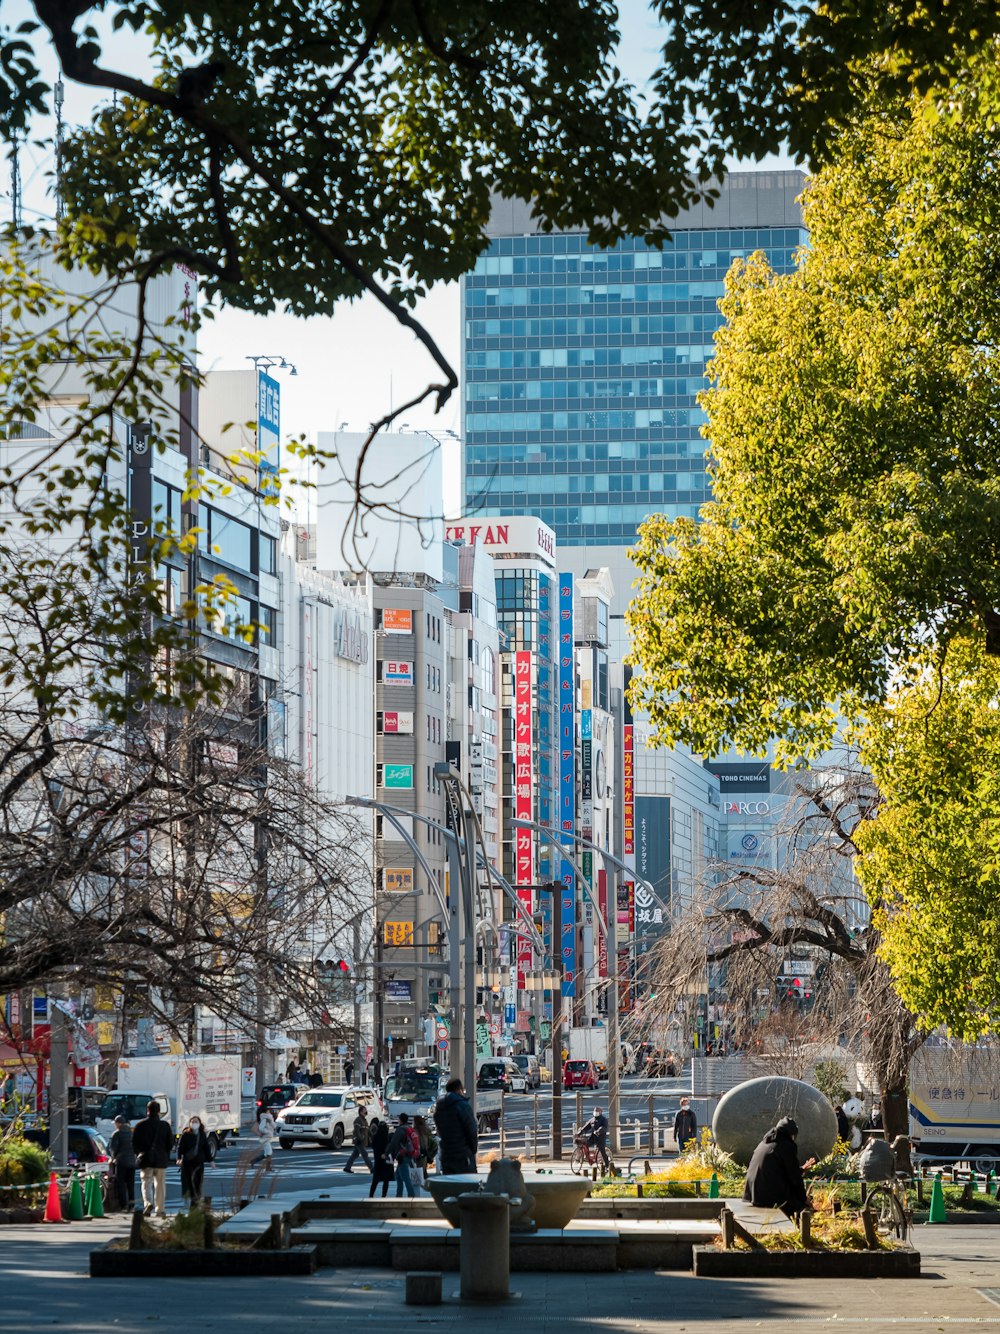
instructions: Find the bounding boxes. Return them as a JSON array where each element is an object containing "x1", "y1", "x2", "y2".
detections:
[{"x1": 579, "y1": 1105, "x2": 610, "y2": 1171}]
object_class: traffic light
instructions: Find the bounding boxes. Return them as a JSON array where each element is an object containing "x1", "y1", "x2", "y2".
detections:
[{"x1": 315, "y1": 958, "x2": 352, "y2": 999}]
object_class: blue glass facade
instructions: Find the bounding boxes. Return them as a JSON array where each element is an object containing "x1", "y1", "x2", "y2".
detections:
[{"x1": 463, "y1": 218, "x2": 806, "y2": 547}]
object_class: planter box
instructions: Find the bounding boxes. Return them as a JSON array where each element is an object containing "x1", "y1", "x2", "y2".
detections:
[
  {"x1": 693, "y1": 1244, "x2": 920, "y2": 1278},
  {"x1": 89, "y1": 1243, "x2": 317, "y2": 1278}
]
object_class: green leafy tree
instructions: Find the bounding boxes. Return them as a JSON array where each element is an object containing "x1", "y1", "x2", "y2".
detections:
[
  {"x1": 628, "y1": 63, "x2": 1000, "y2": 762},
  {"x1": 857, "y1": 636, "x2": 1000, "y2": 1042}
]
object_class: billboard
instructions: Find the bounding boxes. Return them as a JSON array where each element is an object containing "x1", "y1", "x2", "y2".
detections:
[
  {"x1": 383, "y1": 921, "x2": 414, "y2": 946},
  {"x1": 257, "y1": 370, "x2": 280, "y2": 493},
  {"x1": 384, "y1": 660, "x2": 413, "y2": 685},
  {"x1": 382, "y1": 711, "x2": 413, "y2": 735},
  {"x1": 382, "y1": 608, "x2": 413, "y2": 634},
  {"x1": 383, "y1": 764, "x2": 413, "y2": 789},
  {"x1": 558, "y1": 572, "x2": 576, "y2": 997},
  {"x1": 383, "y1": 868, "x2": 412, "y2": 893},
  {"x1": 635, "y1": 796, "x2": 670, "y2": 964}
]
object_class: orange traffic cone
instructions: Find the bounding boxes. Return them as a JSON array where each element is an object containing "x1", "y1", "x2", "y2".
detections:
[{"x1": 44, "y1": 1171, "x2": 64, "y2": 1223}]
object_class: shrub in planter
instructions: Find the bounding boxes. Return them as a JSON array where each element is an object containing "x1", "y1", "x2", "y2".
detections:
[{"x1": 0, "y1": 1137, "x2": 51, "y2": 1187}]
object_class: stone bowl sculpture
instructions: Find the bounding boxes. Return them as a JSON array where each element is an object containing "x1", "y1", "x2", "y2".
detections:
[
  {"x1": 712, "y1": 1076, "x2": 838, "y2": 1167},
  {"x1": 427, "y1": 1164, "x2": 590, "y2": 1231}
]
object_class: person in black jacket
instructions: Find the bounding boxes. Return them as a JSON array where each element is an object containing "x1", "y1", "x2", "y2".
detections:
[
  {"x1": 132, "y1": 1100, "x2": 174, "y2": 1218},
  {"x1": 434, "y1": 1078, "x2": 479, "y2": 1175},
  {"x1": 175, "y1": 1116, "x2": 211, "y2": 1204},
  {"x1": 673, "y1": 1098, "x2": 698, "y2": 1151},
  {"x1": 743, "y1": 1116, "x2": 811, "y2": 1219},
  {"x1": 368, "y1": 1119, "x2": 395, "y2": 1198}
]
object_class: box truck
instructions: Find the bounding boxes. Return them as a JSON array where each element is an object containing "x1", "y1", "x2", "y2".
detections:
[
  {"x1": 96, "y1": 1054, "x2": 242, "y2": 1154},
  {"x1": 909, "y1": 1042, "x2": 1000, "y2": 1171}
]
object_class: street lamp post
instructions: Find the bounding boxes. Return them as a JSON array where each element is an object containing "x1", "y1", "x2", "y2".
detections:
[{"x1": 512, "y1": 820, "x2": 667, "y2": 1158}]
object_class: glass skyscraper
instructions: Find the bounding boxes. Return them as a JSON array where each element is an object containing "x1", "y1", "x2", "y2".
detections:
[{"x1": 462, "y1": 172, "x2": 806, "y2": 551}]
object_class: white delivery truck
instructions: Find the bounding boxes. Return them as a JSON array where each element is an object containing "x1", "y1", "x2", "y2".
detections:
[
  {"x1": 384, "y1": 1059, "x2": 502, "y2": 1132},
  {"x1": 909, "y1": 1042, "x2": 1000, "y2": 1172},
  {"x1": 569, "y1": 1026, "x2": 609, "y2": 1077},
  {"x1": 96, "y1": 1054, "x2": 242, "y2": 1154}
]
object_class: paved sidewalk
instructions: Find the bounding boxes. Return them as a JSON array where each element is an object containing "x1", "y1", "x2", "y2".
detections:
[{"x1": 5, "y1": 1220, "x2": 1000, "y2": 1332}]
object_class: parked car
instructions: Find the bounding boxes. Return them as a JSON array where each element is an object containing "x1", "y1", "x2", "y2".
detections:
[
  {"x1": 512, "y1": 1054, "x2": 542, "y2": 1090},
  {"x1": 22, "y1": 1123, "x2": 110, "y2": 1166},
  {"x1": 274, "y1": 1085, "x2": 385, "y2": 1150},
  {"x1": 563, "y1": 1058, "x2": 599, "y2": 1090},
  {"x1": 256, "y1": 1083, "x2": 301, "y2": 1117},
  {"x1": 476, "y1": 1060, "x2": 527, "y2": 1093}
]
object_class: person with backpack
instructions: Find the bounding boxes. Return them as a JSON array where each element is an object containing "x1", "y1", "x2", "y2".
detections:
[{"x1": 386, "y1": 1113, "x2": 419, "y2": 1197}]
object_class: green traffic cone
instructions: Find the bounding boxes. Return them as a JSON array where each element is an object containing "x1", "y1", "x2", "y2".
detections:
[
  {"x1": 67, "y1": 1175, "x2": 84, "y2": 1221},
  {"x1": 708, "y1": 1172, "x2": 719, "y2": 1199},
  {"x1": 928, "y1": 1175, "x2": 947, "y2": 1224},
  {"x1": 88, "y1": 1175, "x2": 104, "y2": 1218}
]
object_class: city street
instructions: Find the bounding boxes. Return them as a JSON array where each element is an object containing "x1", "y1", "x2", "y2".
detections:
[{"x1": 150, "y1": 1075, "x2": 694, "y2": 1211}]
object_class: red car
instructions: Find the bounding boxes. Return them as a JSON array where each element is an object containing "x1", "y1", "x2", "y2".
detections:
[{"x1": 563, "y1": 1058, "x2": 599, "y2": 1090}]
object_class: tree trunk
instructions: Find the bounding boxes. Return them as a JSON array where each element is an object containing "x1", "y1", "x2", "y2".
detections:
[{"x1": 881, "y1": 1079, "x2": 909, "y2": 1143}]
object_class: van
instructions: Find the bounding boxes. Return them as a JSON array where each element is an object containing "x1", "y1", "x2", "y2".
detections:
[
  {"x1": 512, "y1": 1054, "x2": 541, "y2": 1090},
  {"x1": 476, "y1": 1059, "x2": 526, "y2": 1093}
]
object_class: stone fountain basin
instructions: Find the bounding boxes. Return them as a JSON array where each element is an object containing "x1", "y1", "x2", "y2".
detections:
[{"x1": 427, "y1": 1175, "x2": 591, "y2": 1230}]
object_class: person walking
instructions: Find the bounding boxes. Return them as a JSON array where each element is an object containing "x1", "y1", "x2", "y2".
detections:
[
  {"x1": 343, "y1": 1105, "x2": 373, "y2": 1173},
  {"x1": 253, "y1": 1104, "x2": 276, "y2": 1170},
  {"x1": 345, "y1": 1056, "x2": 355, "y2": 1084},
  {"x1": 286, "y1": 1059, "x2": 298, "y2": 1082},
  {"x1": 434, "y1": 1078, "x2": 478, "y2": 1175},
  {"x1": 387, "y1": 1113, "x2": 419, "y2": 1197},
  {"x1": 368, "y1": 1119, "x2": 395, "y2": 1199},
  {"x1": 132, "y1": 1099, "x2": 173, "y2": 1218},
  {"x1": 108, "y1": 1115, "x2": 137, "y2": 1212},
  {"x1": 743, "y1": 1116, "x2": 812, "y2": 1219},
  {"x1": 176, "y1": 1116, "x2": 211, "y2": 1204},
  {"x1": 413, "y1": 1115, "x2": 438, "y2": 1191},
  {"x1": 673, "y1": 1097, "x2": 698, "y2": 1151}
]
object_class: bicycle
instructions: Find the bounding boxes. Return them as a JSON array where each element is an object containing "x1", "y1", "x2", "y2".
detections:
[
  {"x1": 570, "y1": 1135, "x2": 615, "y2": 1176},
  {"x1": 861, "y1": 1175, "x2": 909, "y2": 1241}
]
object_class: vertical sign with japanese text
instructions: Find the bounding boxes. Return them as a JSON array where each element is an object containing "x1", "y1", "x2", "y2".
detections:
[
  {"x1": 558, "y1": 574, "x2": 576, "y2": 997},
  {"x1": 257, "y1": 370, "x2": 280, "y2": 494},
  {"x1": 597, "y1": 869, "x2": 609, "y2": 978},
  {"x1": 514, "y1": 651, "x2": 534, "y2": 987}
]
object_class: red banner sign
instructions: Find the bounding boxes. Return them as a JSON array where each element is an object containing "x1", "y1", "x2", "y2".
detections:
[
  {"x1": 623, "y1": 724, "x2": 634, "y2": 856},
  {"x1": 514, "y1": 651, "x2": 534, "y2": 986}
]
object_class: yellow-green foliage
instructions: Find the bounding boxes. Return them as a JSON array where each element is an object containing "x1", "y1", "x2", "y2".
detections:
[{"x1": 0, "y1": 1136, "x2": 52, "y2": 1186}]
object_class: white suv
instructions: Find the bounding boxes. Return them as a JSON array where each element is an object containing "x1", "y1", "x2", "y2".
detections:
[{"x1": 274, "y1": 1085, "x2": 385, "y2": 1150}]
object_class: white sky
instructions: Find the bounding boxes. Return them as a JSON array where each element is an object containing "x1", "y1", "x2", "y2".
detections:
[{"x1": 7, "y1": 0, "x2": 798, "y2": 443}]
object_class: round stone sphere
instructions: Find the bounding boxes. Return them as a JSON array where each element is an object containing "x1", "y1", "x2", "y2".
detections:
[{"x1": 712, "y1": 1076, "x2": 838, "y2": 1166}]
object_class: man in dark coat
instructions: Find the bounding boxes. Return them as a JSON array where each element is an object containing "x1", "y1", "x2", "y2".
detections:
[
  {"x1": 132, "y1": 1099, "x2": 174, "y2": 1218},
  {"x1": 743, "y1": 1116, "x2": 810, "y2": 1218},
  {"x1": 433, "y1": 1077, "x2": 479, "y2": 1175},
  {"x1": 673, "y1": 1097, "x2": 698, "y2": 1151}
]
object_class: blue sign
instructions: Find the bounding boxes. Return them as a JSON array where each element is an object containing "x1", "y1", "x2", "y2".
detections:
[
  {"x1": 504, "y1": 1004, "x2": 516, "y2": 1026},
  {"x1": 558, "y1": 572, "x2": 576, "y2": 998},
  {"x1": 635, "y1": 796, "x2": 671, "y2": 966},
  {"x1": 257, "y1": 370, "x2": 280, "y2": 492}
]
